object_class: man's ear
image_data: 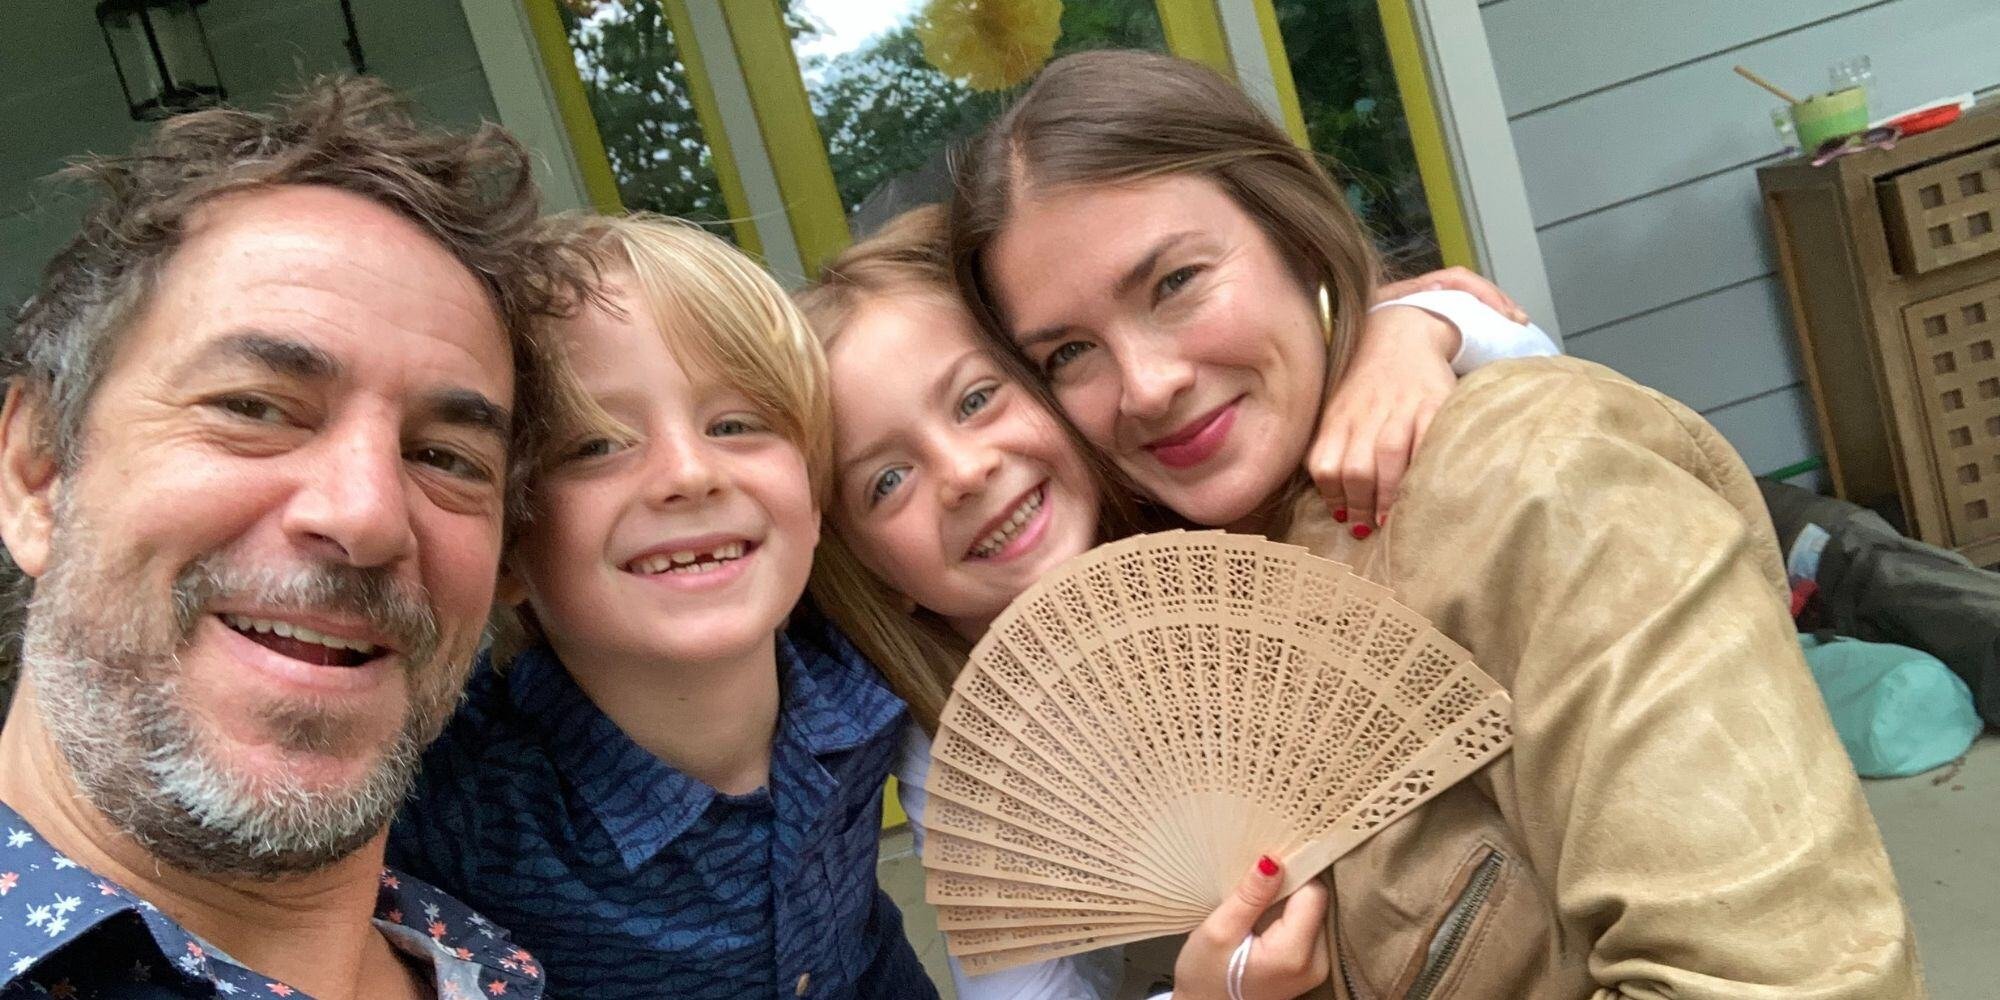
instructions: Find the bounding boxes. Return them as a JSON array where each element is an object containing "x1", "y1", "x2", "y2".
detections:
[{"x1": 0, "y1": 383, "x2": 61, "y2": 579}]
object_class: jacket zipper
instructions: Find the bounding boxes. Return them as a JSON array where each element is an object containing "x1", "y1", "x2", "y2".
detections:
[{"x1": 1404, "y1": 850, "x2": 1503, "y2": 1000}]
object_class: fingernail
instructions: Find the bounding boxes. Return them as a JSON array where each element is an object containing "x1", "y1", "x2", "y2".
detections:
[
  {"x1": 1351, "y1": 524, "x2": 1373, "y2": 540},
  {"x1": 1257, "y1": 855, "x2": 1279, "y2": 877},
  {"x1": 1332, "y1": 507, "x2": 1348, "y2": 523}
]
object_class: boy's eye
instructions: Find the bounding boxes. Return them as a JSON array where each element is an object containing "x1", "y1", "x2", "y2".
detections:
[
  {"x1": 956, "y1": 383, "x2": 998, "y2": 420},
  {"x1": 870, "y1": 466, "x2": 908, "y2": 504},
  {"x1": 1156, "y1": 264, "x2": 1201, "y2": 300},
  {"x1": 1044, "y1": 342, "x2": 1093, "y2": 376},
  {"x1": 710, "y1": 415, "x2": 762, "y2": 437},
  {"x1": 569, "y1": 437, "x2": 625, "y2": 461}
]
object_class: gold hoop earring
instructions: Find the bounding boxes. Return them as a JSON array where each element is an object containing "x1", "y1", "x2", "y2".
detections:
[{"x1": 1317, "y1": 283, "x2": 1333, "y2": 346}]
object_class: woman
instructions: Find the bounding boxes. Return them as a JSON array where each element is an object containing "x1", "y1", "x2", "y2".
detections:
[
  {"x1": 799, "y1": 206, "x2": 1551, "y2": 999},
  {"x1": 946, "y1": 50, "x2": 1921, "y2": 999}
]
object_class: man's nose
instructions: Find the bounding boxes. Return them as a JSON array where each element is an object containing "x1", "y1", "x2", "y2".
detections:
[{"x1": 281, "y1": 421, "x2": 417, "y2": 568}]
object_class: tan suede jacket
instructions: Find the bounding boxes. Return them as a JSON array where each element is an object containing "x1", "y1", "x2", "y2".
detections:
[{"x1": 1284, "y1": 357, "x2": 1922, "y2": 1000}]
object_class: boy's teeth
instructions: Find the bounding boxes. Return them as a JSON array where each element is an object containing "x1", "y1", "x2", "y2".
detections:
[
  {"x1": 220, "y1": 614, "x2": 381, "y2": 655},
  {"x1": 630, "y1": 542, "x2": 749, "y2": 575}
]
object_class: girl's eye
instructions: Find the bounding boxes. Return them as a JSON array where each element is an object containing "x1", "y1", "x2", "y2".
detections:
[
  {"x1": 870, "y1": 466, "x2": 908, "y2": 504},
  {"x1": 1157, "y1": 265, "x2": 1201, "y2": 300},
  {"x1": 956, "y1": 383, "x2": 998, "y2": 420},
  {"x1": 1044, "y1": 341, "x2": 1093, "y2": 376}
]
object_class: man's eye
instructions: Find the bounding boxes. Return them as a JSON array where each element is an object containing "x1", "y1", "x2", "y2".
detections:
[
  {"x1": 217, "y1": 396, "x2": 286, "y2": 424},
  {"x1": 1045, "y1": 342, "x2": 1093, "y2": 375},
  {"x1": 409, "y1": 446, "x2": 485, "y2": 480},
  {"x1": 870, "y1": 467, "x2": 907, "y2": 504},
  {"x1": 956, "y1": 384, "x2": 997, "y2": 420}
]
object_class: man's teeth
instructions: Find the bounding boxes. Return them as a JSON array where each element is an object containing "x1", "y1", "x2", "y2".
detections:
[
  {"x1": 221, "y1": 614, "x2": 381, "y2": 655},
  {"x1": 971, "y1": 489, "x2": 1045, "y2": 558},
  {"x1": 629, "y1": 541, "x2": 748, "y2": 576}
]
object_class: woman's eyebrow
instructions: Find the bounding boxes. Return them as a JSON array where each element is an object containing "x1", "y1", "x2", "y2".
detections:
[{"x1": 1015, "y1": 230, "x2": 1200, "y2": 348}]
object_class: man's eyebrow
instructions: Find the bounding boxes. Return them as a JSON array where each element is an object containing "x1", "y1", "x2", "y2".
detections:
[
  {"x1": 182, "y1": 332, "x2": 340, "y2": 382},
  {"x1": 423, "y1": 389, "x2": 511, "y2": 442}
]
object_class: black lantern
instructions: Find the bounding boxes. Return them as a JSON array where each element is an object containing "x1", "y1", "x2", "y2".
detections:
[
  {"x1": 97, "y1": 0, "x2": 227, "y2": 121},
  {"x1": 97, "y1": 0, "x2": 369, "y2": 122}
]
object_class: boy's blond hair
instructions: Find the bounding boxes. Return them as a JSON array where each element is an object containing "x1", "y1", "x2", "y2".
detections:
[
  {"x1": 540, "y1": 212, "x2": 832, "y2": 503},
  {"x1": 494, "y1": 213, "x2": 830, "y2": 666}
]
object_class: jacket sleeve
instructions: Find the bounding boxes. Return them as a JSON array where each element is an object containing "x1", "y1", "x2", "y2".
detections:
[{"x1": 1383, "y1": 357, "x2": 1920, "y2": 1000}]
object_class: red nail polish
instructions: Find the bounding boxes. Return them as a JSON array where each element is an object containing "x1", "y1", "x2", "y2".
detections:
[
  {"x1": 1257, "y1": 855, "x2": 1279, "y2": 877},
  {"x1": 1332, "y1": 507, "x2": 1348, "y2": 523},
  {"x1": 1351, "y1": 524, "x2": 1373, "y2": 540}
]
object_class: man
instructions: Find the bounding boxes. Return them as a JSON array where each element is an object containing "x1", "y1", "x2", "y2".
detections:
[{"x1": 0, "y1": 79, "x2": 587, "y2": 999}]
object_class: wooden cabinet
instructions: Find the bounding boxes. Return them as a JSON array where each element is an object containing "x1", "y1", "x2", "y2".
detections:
[{"x1": 1760, "y1": 104, "x2": 2000, "y2": 565}]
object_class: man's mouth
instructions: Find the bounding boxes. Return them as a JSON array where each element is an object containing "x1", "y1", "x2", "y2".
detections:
[
  {"x1": 220, "y1": 614, "x2": 385, "y2": 668},
  {"x1": 968, "y1": 486, "x2": 1046, "y2": 560},
  {"x1": 624, "y1": 540, "x2": 753, "y2": 577}
]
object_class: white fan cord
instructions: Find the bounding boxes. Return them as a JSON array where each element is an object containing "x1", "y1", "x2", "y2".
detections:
[{"x1": 1226, "y1": 933, "x2": 1255, "y2": 1000}]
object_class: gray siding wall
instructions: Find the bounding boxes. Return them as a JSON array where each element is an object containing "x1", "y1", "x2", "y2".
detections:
[
  {"x1": 1480, "y1": 0, "x2": 2000, "y2": 481},
  {"x1": 2, "y1": 0, "x2": 498, "y2": 313}
]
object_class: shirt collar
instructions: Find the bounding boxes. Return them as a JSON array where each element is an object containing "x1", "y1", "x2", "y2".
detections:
[
  {"x1": 0, "y1": 799, "x2": 542, "y2": 997},
  {"x1": 502, "y1": 610, "x2": 906, "y2": 871}
]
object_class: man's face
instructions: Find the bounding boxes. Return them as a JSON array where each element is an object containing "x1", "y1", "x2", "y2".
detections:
[{"x1": 11, "y1": 184, "x2": 514, "y2": 877}]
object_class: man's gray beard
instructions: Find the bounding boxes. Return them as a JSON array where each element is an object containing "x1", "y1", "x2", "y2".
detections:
[{"x1": 19, "y1": 496, "x2": 469, "y2": 880}]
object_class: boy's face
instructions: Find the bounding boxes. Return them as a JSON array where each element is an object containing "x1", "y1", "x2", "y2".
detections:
[
  {"x1": 510, "y1": 271, "x2": 818, "y2": 671},
  {"x1": 828, "y1": 292, "x2": 1100, "y2": 639}
]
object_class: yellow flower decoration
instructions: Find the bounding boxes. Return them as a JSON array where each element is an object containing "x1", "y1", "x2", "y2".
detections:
[{"x1": 916, "y1": 0, "x2": 1066, "y2": 92}]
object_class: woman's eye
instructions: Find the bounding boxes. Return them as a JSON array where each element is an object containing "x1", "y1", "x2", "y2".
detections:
[
  {"x1": 955, "y1": 384, "x2": 997, "y2": 420},
  {"x1": 217, "y1": 396, "x2": 286, "y2": 424},
  {"x1": 1044, "y1": 341, "x2": 1093, "y2": 375},
  {"x1": 1157, "y1": 265, "x2": 1201, "y2": 299},
  {"x1": 870, "y1": 466, "x2": 908, "y2": 504}
]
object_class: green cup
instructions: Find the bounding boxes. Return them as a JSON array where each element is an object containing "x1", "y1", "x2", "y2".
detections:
[{"x1": 1792, "y1": 86, "x2": 1870, "y2": 151}]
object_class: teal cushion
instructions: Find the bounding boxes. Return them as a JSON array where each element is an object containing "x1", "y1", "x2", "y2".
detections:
[{"x1": 1800, "y1": 634, "x2": 1982, "y2": 778}]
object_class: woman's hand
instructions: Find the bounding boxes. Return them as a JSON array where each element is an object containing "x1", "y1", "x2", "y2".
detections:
[{"x1": 1171, "y1": 857, "x2": 1330, "y2": 1000}]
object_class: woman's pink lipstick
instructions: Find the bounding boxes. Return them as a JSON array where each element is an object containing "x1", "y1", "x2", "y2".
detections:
[{"x1": 1144, "y1": 398, "x2": 1240, "y2": 470}]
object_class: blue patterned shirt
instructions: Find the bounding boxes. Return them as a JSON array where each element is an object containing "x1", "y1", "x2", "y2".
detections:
[
  {"x1": 0, "y1": 800, "x2": 543, "y2": 999},
  {"x1": 387, "y1": 609, "x2": 937, "y2": 1000}
]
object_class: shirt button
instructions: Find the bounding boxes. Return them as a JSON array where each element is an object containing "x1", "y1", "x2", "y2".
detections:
[{"x1": 794, "y1": 972, "x2": 811, "y2": 996}]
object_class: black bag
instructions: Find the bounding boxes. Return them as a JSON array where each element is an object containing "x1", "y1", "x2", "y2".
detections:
[{"x1": 1760, "y1": 479, "x2": 1999, "y2": 729}]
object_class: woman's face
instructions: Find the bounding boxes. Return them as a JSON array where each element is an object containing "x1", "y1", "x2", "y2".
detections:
[
  {"x1": 985, "y1": 174, "x2": 1327, "y2": 528},
  {"x1": 828, "y1": 292, "x2": 1101, "y2": 638}
]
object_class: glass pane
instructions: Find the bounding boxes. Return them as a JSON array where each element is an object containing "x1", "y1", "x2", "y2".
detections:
[
  {"x1": 1274, "y1": 0, "x2": 1442, "y2": 273},
  {"x1": 790, "y1": 0, "x2": 1167, "y2": 232},
  {"x1": 559, "y1": 1, "x2": 731, "y2": 233}
]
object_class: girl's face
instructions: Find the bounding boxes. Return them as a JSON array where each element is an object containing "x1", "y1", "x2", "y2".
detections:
[
  {"x1": 828, "y1": 292, "x2": 1100, "y2": 638},
  {"x1": 508, "y1": 271, "x2": 819, "y2": 670},
  {"x1": 985, "y1": 174, "x2": 1327, "y2": 529}
]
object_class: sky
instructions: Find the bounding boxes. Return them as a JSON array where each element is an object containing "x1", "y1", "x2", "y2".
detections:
[{"x1": 793, "y1": 0, "x2": 923, "y2": 63}]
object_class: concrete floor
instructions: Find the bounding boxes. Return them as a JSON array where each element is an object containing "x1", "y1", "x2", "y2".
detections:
[{"x1": 880, "y1": 735, "x2": 2000, "y2": 999}]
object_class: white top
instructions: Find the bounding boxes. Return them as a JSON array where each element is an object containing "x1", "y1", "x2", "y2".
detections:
[{"x1": 893, "y1": 294, "x2": 1555, "y2": 1000}]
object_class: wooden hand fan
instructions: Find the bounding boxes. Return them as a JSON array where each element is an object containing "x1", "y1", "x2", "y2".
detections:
[{"x1": 921, "y1": 531, "x2": 1513, "y2": 974}]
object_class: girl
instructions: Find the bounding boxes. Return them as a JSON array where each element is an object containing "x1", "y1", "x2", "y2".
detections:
[
  {"x1": 798, "y1": 205, "x2": 1553, "y2": 999},
  {"x1": 947, "y1": 50, "x2": 1920, "y2": 999}
]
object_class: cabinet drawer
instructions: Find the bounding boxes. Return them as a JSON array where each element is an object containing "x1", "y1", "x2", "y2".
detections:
[
  {"x1": 1901, "y1": 281, "x2": 2000, "y2": 544},
  {"x1": 1879, "y1": 142, "x2": 2000, "y2": 275}
]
